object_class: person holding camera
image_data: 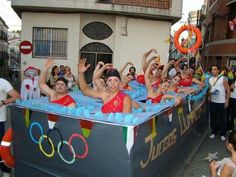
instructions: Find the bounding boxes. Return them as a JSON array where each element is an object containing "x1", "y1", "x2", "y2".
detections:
[{"x1": 208, "y1": 65, "x2": 230, "y2": 141}]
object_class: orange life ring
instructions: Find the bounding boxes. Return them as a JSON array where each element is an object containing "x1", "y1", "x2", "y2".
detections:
[
  {"x1": 0, "y1": 128, "x2": 15, "y2": 168},
  {"x1": 174, "y1": 25, "x2": 202, "y2": 54}
]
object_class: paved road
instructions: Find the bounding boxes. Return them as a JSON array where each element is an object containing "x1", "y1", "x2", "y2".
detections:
[
  {"x1": 182, "y1": 132, "x2": 228, "y2": 177},
  {"x1": 163, "y1": 111, "x2": 228, "y2": 177}
]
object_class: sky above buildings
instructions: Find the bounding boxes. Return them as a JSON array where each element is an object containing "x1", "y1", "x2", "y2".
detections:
[{"x1": 0, "y1": 0, "x2": 204, "y2": 31}]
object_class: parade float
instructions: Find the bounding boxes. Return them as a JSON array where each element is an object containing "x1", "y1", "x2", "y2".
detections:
[{"x1": 4, "y1": 25, "x2": 208, "y2": 177}]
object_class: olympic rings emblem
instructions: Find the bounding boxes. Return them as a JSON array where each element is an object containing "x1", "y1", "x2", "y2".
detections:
[
  {"x1": 68, "y1": 133, "x2": 88, "y2": 159},
  {"x1": 28, "y1": 121, "x2": 89, "y2": 164}
]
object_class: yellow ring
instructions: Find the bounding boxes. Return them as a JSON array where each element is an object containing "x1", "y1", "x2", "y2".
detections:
[{"x1": 38, "y1": 135, "x2": 55, "y2": 158}]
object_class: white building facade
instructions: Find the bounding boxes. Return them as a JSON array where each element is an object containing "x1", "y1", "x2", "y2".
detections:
[{"x1": 12, "y1": 0, "x2": 183, "y2": 82}]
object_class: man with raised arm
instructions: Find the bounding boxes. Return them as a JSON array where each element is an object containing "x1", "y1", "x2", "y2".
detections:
[
  {"x1": 39, "y1": 57, "x2": 76, "y2": 107},
  {"x1": 78, "y1": 58, "x2": 132, "y2": 113}
]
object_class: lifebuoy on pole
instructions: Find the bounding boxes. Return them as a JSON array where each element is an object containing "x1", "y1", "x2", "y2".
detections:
[
  {"x1": 0, "y1": 128, "x2": 15, "y2": 168},
  {"x1": 174, "y1": 25, "x2": 202, "y2": 54}
]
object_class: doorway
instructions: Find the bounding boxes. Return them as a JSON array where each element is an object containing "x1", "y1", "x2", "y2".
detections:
[{"x1": 80, "y1": 42, "x2": 113, "y2": 83}]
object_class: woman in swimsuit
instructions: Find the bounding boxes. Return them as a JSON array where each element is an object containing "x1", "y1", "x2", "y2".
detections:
[
  {"x1": 78, "y1": 58, "x2": 132, "y2": 113},
  {"x1": 39, "y1": 58, "x2": 76, "y2": 108},
  {"x1": 145, "y1": 59, "x2": 181, "y2": 104}
]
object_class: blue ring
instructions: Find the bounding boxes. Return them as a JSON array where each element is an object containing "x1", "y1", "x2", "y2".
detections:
[{"x1": 29, "y1": 122, "x2": 44, "y2": 144}]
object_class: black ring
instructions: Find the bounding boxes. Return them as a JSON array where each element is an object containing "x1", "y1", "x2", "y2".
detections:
[{"x1": 46, "y1": 127, "x2": 64, "y2": 150}]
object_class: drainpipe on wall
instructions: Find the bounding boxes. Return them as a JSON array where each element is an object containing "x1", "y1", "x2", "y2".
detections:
[{"x1": 120, "y1": 17, "x2": 129, "y2": 36}]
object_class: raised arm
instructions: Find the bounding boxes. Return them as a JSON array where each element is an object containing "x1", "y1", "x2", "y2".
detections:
[
  {"x1": 192, "y1": 78, "x2": 205, "y2": 86},
  {"x1": 78, "y1": 58, "x2": 102, "y2": 99},
  {"x1": 161, "y1": 60, "x2": 175, "y2": 79},
  {"x1": 142, "y1": 48, "x2": 157, "y2": 72},
  {"x1": 92, "y1": 61, "x2": 104, "y2": 82},
  {"x1": 144, "y1": 59, "x2": 155, "y2": 92},
  {"x1": 174, "y1": 57, "x2": 186, "y2": 73},
  {"x1": 39, "y1": 57, "x2": 55, "y2": 97},
  {"x1": 93, "y1": 62, "x2": 112, "y2": 91},
  {"x1": 119, "y1": 62, "x2": 133, "y2": 75}
]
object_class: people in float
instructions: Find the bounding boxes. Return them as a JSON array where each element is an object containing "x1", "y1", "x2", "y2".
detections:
[
  {"x1": 119, "y1": 62, "x2": 134, "y2": 90},
  {"x1": 175, "y1": 56, "x2": 203, "y2": 85},
  {"x1": 226, "y1": 71, "x2": 236, "y2": 131},
  {"x1": 144, "y1": 60, "x2": 181, "y2": 105},
  {"x1": 208, "y1": 65, "x2": 230, "y2": 141},
  {"x1": 39, "y1": 57, "x2": 76, "y2": 108},
  {"x1": 167, "y1": 59, "x2": 177, "y2": 79},
  {"x1": 137, "y1": 48, "x2": 160, "y2": 85},
  {"x1": 118, "y1": 62, "x2": 136, "y2": 90},
  {"x1": 161, "y1": 60, "x2": 176, "y2": 79},
  {"x1": 0, "y1": 78, "x2": 20, "y2": 177},
  {"x1": 168, "y1": 74, "x2": 196, "y2": 94},
  {"x1": 129, "y1": 66, "x2": 136, "y2": 80},
  {"x1": 47, "y1": 65, "x2": 59, "y2": 88},
  {"x1": 119, "y1": 61, "x2": 137, "y2": 80},
  {"x1": 92, "y1": 61, "x2": 112, "y2": 91},
  {"x1": 78, "y1": 58, "x2": 132, "y2": 113},
  {"x1": 178, "y1": 67, "x2": 204, "y2": 87},
  {"x1": 58, "y1": 65, "x2": 65, "y2": 77},
  {"x1": 121, "y1": 73, "x2": 133, "y2": 90},
  {"x1": 91, "y1": 61, "x2": 141, "y2": 110},
  {"x1": 141, "y1": 48, "x2": 159, "y2": 72},
  {"x1": 209, "y1": 130, "x2": 236, "y2": 177},
  {"x1": 63, "y1": 66, "x2": 76, "y2": 91},
  {"x1": 174, "y1": 57, "x2": 188, "y2": 77}
]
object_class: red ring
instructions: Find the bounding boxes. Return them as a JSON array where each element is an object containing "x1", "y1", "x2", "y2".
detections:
[{"x1": 68, "y1": 133, "x2": 88, "y2": 159}]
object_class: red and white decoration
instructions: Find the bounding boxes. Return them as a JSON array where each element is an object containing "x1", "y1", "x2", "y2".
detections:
[{"x1": 21, "y1": 66, "x2": 41, "y2": 100}]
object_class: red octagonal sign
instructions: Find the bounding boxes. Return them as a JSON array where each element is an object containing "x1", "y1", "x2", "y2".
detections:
[{"x1": 20, "y1": 40, "x2": 33, "y2": 54}]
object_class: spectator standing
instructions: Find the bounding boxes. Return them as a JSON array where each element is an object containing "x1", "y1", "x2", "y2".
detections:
[
  {"x1": 209, "y1": 65, "x2": 230, "y2": 141},
  {"x1": 0, "y1": 78, "x2": 20, "y2": 177}
]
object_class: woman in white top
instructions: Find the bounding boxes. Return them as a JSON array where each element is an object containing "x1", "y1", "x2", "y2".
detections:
[
  {"x1": 209, "y1": 130, "x2": 236, "y2": 177},
  {"x1": 63, "y1": 66, "x2": 76, "y2": 90}
]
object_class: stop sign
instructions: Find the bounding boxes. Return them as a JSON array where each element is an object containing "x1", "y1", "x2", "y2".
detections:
[{"x1": 20, "y1": 41, "x2": 33, "y2": 54}]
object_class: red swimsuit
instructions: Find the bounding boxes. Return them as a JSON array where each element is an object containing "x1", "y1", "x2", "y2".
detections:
[
  {"x1": 123, "y1": 83, "x2": 130, "y2": 90},
  {"x1": 51, "y1": 95, "x2": 76, "y2": 106},
  {"x1": 179, "y1": 77, "x2": 193, "y2": 87},
  {"x1": 101, "y1": 91, "x2": 126, "y2": 113},
  {"x1": 151, "y1": 79, "x2": 161, "y2": 88},
  {"x1": 147, "y1": 94, "x2": 164, "y2": 104}
]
